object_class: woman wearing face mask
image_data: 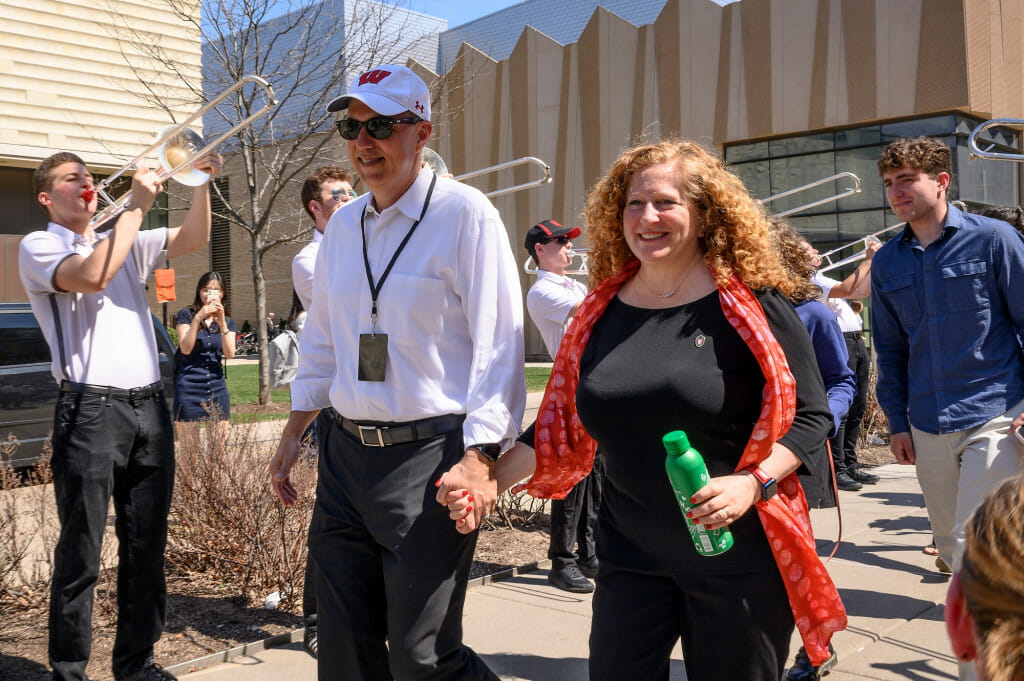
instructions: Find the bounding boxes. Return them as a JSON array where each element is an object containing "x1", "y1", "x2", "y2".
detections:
[{"x1": 173, "y1": 271, "x2": 235, "y2": 442}]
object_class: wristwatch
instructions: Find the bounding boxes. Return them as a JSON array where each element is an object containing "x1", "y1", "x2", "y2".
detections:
[
  {"x1": 471, "y1": 443, "x2": 503, "y2": 462},
  {"x1": 744, "y1": 464, "x2": 778, "y2": 502}
]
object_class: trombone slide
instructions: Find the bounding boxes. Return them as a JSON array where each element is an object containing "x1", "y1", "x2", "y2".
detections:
[
  {"x1": 88, "y1": 75, "x2": 277, "y2": 231},
  {"x1": 761, "y1": 172, "x2": 861, "y2": 218},
  {"x1": 968, "y1": 119, "x2": 1024, "y2": 162}
]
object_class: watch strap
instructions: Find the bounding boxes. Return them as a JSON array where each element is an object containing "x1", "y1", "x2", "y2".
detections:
[
  {"x1": 743, "y1": 464, "x2": 777, "y2": 501},
  {"x1": 471, "y1": 443, "x2": 502, "y2": 462}
]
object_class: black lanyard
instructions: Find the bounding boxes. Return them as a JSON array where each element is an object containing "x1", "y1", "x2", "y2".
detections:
[{"x1": 360, "y1": 173, "x2": 437, "y2": 335}]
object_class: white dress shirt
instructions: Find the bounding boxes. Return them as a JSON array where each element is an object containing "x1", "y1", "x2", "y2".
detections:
[
  {"x1": 292, "y1": 166, "x2": 526, "y2": 449},
  {"x1": 19, "y1": 223, "x2": 168, "y2": 387},
  {"x1": 811, "y1": 271, "x2": 863, "y2": 333},
  {"x1": 526, "y1": 269, "x2": 587, "y2": 357},
  {"x1": 291, "y1": 229, "x2": 323, "y2": 311}
]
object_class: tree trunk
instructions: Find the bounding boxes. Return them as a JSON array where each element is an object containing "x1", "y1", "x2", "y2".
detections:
[{"x1": 251, "y1": 230, "x2": 272, "y2": 405}]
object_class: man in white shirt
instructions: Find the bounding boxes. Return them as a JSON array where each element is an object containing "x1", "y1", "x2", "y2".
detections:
[
  {"x1": 288, "y1": 165, "x2": 355, "y2": 658},
  {"x1": 292, "y1": 166, "x2": 356, "y2": 310},
  {"x1": 805, "y1": 238, "x2": 882, "y2": 492},
  {"x1": 524, "y1": 219, "x2": 603, "y2": 593},
  {"x1": 19, "y1": 150, "x2": 221, "y2": 681},
  {"x1": 269, "y1": 64, "x2": 524, "y2": 681}
]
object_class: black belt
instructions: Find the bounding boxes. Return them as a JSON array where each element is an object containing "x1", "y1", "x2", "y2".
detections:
[
  {"x1": 842, "y1": 331, "x2": 863, "y2": 339},
  {"x1": 59, "y1": 380, "x2": 163, "y2": 401},
  {"x1": 336, "y1": 412, "x2": 463, "y2": 447}
]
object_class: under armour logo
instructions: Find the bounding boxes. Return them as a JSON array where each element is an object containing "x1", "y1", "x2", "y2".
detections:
[
  {"x1": 359, "y1": 69, "x2": 391, "y2": 86},
  {"x1": 414, "y1": 101, "x2": 425, "y2": 114}
]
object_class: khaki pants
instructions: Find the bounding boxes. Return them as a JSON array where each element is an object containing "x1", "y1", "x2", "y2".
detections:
[{"x1": 911, "y1": 398, "x2": 1024, "y2": 572}]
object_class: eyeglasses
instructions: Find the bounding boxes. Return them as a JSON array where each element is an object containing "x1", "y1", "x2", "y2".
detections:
[
  {"x1": 330, "y1": 188, "x2": 358, "y2": 201},
  {"x1": 548, "y1": 236, "x2": 571, "y2": 246},
  {"x1": 335, "y1": 116, "x2": 422, "y2": 140}
]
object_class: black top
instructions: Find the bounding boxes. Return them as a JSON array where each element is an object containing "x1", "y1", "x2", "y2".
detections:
[{"x1": 525, "y1": 287, "x2": 830, "y2": 575}]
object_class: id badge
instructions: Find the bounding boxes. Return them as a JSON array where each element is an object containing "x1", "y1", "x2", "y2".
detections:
[{"x1": 358, "y1": 333, "x2": 388, "y2": 382}]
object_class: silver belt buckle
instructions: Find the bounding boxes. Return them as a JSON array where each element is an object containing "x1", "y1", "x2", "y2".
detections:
[{"x1": 358, "y1": 424, "x2": 386, "y2": 447}]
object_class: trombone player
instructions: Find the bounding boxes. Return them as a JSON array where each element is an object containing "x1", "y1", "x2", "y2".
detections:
[{"x1": 19, "y1": 148, "x2": 222, "y2": 681}]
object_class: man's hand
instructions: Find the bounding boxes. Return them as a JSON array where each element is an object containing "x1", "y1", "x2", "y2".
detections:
[
  {"x1": 863, "y1": 237, "x2": 882, "y2": 261},
  {"x1": 890, "y1": 432, "x2": 916, "y2": 464},
  {"x1": 269, "y1": 434, "x2": 302, "y2": 506},
  {"x1": 435, "y1": 448, "x2": 498, "y2": 530}
]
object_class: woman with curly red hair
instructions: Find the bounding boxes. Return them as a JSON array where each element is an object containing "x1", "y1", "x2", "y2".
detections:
[{"x1": 441, "y1": 139, "x2": 845, "y2": 680}]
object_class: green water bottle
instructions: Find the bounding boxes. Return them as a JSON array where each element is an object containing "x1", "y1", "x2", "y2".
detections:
[{"x1": 663, "y1": 430, "x2": 734, "y2": 556}]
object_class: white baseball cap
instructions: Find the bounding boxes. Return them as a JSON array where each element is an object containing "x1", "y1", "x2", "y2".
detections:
[{"x1": 326, "y1": 65, "x2": 431, "y2": 122}]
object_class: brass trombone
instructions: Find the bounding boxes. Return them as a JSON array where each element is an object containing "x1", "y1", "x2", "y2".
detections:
[
  {"x1": 523, "y1": 248, "x2": 589, "y2": 275},
  {"x1": 761, "y1": 171, "x2": 862, "y2": 218},
  {"x1": 968, "y1": 119, "x2": 1024, "y2": 162},
  {"x1": 422, "y1": 148, "x2": 552, "y2": 198},
  {"x1": 89, "y1": 75, "x2": 277, "y2": 230}
]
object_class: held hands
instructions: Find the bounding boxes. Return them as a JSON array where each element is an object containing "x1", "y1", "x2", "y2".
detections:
[
  {"x1": 434, "y1": 448, "x2": 498, "y2": 533},
  {"x1": 687, "y1": 472, "x2": 761, "y2": 531}
]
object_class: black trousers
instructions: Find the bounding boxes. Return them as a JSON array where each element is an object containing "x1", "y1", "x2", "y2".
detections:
[
  {"x1": 548, "y1": 452, "x2": 604, "y2": 571},
  {"x1": 49, "y1": 389, "x2": 175, "y2": 681},
  {"x1": 589, "y1": 564, "x2": 793, "y2": 681},
  {"x1": 829, "y1": 333, "x2": 870, "y2": 474},
  {"x1": 308, "y1": 415, "x2": 499, "y2": 681}
]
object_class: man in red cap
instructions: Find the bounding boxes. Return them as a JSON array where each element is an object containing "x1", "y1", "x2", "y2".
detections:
[{"x1": 525, "y1": 219, "x2": 603, "y2": 592}]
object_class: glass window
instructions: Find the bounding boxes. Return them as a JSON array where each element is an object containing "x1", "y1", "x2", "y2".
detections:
[
  {"x1": 0, "y1": 313, "x2": 51, "y2": 366},
  {"x1": 768, "y1": 132, "x2": 833, "y2": 157},
  {"x1": 767, "y1": 153, "x2": 836, "y2": 216},
  {"x1": 834, "y1": 147, "x2": 886, "y2": 212},
  {"x1": 834, "y1": 126, "x2": 881, "y2": 150},
  {"x1": 731, "y1": 161, "x2": 770, "y2": 201},
  {"x1": 724, "y1": 141, "x2": 769, "y2": 163},
  {"x1": 881, "y1": 115, "x2": 956, "y2": 141}
]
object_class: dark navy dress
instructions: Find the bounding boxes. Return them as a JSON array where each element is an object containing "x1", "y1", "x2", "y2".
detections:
[{"x1": 173, "y1": 307, "x2": 236, "y2": 421}]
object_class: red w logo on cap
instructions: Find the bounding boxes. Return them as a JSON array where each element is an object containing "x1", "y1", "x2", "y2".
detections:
[{"x1": 359, "y1": 69, "x2": 392, "y2": 86}]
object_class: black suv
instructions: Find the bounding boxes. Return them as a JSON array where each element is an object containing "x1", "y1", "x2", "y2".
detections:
[{"x1": 0, "y1": 302, "x2": 176, "y2": 469}]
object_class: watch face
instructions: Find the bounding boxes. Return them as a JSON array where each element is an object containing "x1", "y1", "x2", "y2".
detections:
[{"x1": 763, "y1": 480, "x2": 778, "y2": 501}]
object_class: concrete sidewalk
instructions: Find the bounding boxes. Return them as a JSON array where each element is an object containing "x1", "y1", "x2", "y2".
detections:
[{"x1": 173, "y1": 462, "x2": 957, "y2": 681}]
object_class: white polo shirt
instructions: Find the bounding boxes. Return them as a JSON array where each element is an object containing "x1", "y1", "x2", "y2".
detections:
[
  {"x1": 811, "y1": 271, "x2": 863, "y2": 334},
  {"x1": 526, "y1": 269, "x2": 587, "y2": 357},
  {"x1": 18, "y1": 223, "x2": 168, "y2": 388}
]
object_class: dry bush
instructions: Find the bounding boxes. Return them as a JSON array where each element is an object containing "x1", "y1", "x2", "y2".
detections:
[
  {"x1": 0, "y1": 436, "x2": 57, "y2": 609},
  {"x1": 859, "y1": 362, "x2": 891, "y2": 446},
  {"x1": 167, "y1": 413, "x2": 316, "y2": 609},
  {"x1": 486, "y1": 485, "x2": 549, "y2": 531}
]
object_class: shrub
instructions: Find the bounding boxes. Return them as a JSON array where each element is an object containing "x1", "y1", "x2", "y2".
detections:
[{"x1": 166, "y1": 413, "x2": 316, "y2": 608}]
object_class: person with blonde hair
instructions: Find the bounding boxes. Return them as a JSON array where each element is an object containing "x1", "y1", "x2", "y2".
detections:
[
  {"x1": 440, "y1": 139, "x2": 844, "y2": 680},
  {"x1": 946, "y1": 474, "x2": 1024, "y2": 681}
]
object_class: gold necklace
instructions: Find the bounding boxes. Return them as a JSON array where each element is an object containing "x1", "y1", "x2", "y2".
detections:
[{"x1": 636, "y1": 254, "x2": 703, "y2": 299}]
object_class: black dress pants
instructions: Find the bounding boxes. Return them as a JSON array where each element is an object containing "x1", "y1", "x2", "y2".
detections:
[
  {"x1": 589, "y1": 563, "x2": 793, "y2": 681},
  {"x1": 829, "y1": 332, "x2": 870, "y2": 473},
  {"x1": 49, "y1": 389, "x2": 175, "y2": 681},
  {"x1": 309, "y1": 415, "x2": 499, "y2": 681},
  {"x1": 548, "y1": 451, "x2": 604, "y2": 571}
]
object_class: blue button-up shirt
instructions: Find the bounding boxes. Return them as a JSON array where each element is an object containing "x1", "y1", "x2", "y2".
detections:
[{"x1": 871, "y1": 203, "x2": 1024, "y2": 434}]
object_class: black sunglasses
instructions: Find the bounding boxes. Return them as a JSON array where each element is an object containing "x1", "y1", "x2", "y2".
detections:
[
  {"x1": 548, "y1": 236, "x2": 571, "y2": 245},
  {"x1": 336, "y1": 116, "x2": 422, "y2": 140}
]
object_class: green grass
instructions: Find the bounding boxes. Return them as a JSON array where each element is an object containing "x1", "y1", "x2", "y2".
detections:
[
  {"x1": 223, "y1": 364, "x2": 553, "y2": 422},
  {"x1": 226, "y1": 363, "x2": 291, "y2": 407},
  {"x1": 525, "y1": 366, "x2": 552, "y2": 393}
]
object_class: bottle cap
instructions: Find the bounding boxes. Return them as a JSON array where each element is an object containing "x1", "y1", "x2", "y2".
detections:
[{"x1": 662, "y1": 430, "x2": 690, "y2": 455}]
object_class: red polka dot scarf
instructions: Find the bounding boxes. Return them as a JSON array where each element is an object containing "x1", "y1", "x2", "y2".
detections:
[{"x1": 525, "y1": 258, "x2": 846, "y2": 666}]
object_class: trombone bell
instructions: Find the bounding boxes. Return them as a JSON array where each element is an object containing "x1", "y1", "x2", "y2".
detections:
[
  {"x1": 156, "y1": 126, "x2": 210, "y2": 187},
  {"x1": 422, "y1": 147, "x2": 449, "y2": 176}
]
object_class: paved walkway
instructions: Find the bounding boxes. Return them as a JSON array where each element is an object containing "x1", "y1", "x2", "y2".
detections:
[{"x1": 174, "y1": 462, "x2": 957, "y2": 681}]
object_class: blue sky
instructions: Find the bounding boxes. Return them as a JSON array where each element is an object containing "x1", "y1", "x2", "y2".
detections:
[{"x1": 406, "y1": 0, "x2": 524, "y2": 28}]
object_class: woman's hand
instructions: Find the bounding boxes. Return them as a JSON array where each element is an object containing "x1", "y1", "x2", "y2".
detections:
[
  {"x1": 439, "y1": 486, "x2": 477, "y2": 534},
  {"x1": 687, "y1": 473, "x2": 761, "y2": 531}
]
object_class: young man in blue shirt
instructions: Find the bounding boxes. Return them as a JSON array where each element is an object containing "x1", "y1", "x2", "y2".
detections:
[{"x1": 872, "y1": 137, "x2": 1024, "y2": 589}]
